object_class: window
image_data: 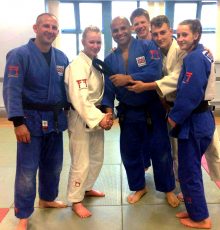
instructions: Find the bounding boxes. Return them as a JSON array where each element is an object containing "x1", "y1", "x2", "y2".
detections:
[
  {"x1": 59, "y1": 1, "x2": 217, "y2": 60},
  {"x1": 59, "y1": 1, "x2": 103, "y2": 61},
  {"x1": 112, "y1": 1, "x2": 137, "y2": 20},
  {"x1": 200, "y1": 3, "x2": 217, "y2": 55},
  {"x1": 173, "y1": 3, "x2": 197, "y2": 29},
  {"x1": 139, "y1": 1, "x2": 148, "y2": 9},
  {"x1": 201, "y1": 4, "x2": 217, "y2": 30},
  {"x1": 79, "y1": 3, "x2": 102, "y2": 30},
  {"x1": 168, "y1": 1, "x2": 217, "y2": 57},
  {"x1": 59, "y1": 3, "x2": 75, "y2": 30},
  {"x1": 59, "y1": 34, "x2": 76, "y2": 62}
]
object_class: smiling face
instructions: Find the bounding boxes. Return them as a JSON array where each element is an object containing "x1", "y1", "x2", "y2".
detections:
[
  {"x1": 33, "y1": 14, "x2": 59, "y2": 49},
  {"x1": 111, "y1": 17, "x2": 132, "y2": 48},
  {"x1": 82, "y1": 31, "x2": 102, "y2": 59},
  {"x1": 132, "y1": 15, "x2": 151, "y2": 40},
  {"x1": 151, "y1": 22, "x2": 173, "y2": 52},
  {"x1": 177, "y1": 24, "x2": 199, "y2": 52}
]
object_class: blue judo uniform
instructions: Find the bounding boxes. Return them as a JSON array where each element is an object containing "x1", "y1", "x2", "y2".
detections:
[
  {"x1": 102, "y1": 37, "x2": 175, "y2": 192},
  {"x1": 169, "y1": 44, "x2": 215, "y2": 221},
  {"x1": 3, "y1": 39, "x2": 69, "y2": 218}
]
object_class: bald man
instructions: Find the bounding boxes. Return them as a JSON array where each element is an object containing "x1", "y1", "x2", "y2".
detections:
[{"x1": 102, "y1": 17, "x2": 179, "y2": 207}]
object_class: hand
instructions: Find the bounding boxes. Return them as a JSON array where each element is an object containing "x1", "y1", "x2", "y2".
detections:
[
  {"x1": 204, "y1": 46, "x2": 214, "y2": 60},
  {"x1": 105, "y1": 112, "x2": 114, "y2": 130},
  {"x1": 110, "y1": 74, "x2": 132, "y2": 87},
  {"x1": 167, "y1": 117, "x2": 176, "y2": 128},
  {"x1": 99, "y1": 113, "x2": 114, "y2": 130},
  {"x1": 14, "y1": 124, "x2": 31, "y2": 143},
  {"x1": 111, "y1": 47, "x2": 117, "y2": 52},
  {"x1": 126, "y1": 80, "x2": 147, "y2": 93}
]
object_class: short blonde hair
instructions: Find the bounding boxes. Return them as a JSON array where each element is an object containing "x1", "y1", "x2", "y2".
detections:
[{"x1": 82, "y1": 26, "x2": 101, "y2": 40}]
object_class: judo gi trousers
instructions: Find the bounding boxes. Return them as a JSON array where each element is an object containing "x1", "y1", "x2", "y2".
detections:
[
  {"x1": 142, "y1": 137, "x2": 151, "y2": 169},
  {"x1": 205, "y1": 127, "x2": 220, "y2": 181},
  {"x1": 15, "y1": 132, "x2": 63, "y2": 218},
  {"x1": 178, "y1": 133, "x2": 212, "y2": 221},
  {"x1": 67, "y1": 115, "x2": 104, "y2": 203},
  {"x1": 120, "y1": 117, "x2": 175, "y2": 192}
]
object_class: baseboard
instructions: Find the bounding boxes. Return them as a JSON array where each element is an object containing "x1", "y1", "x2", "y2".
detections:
[{"x1": 0, "y1": 108, "x2": 7, "y2": 117}]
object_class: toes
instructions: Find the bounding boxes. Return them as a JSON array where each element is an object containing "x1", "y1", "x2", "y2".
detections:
[
  {"x1": 176, "y1": 212, "x2": 189, "y2": 218},
  {"x1": 72, "y1": 203, "x2": 92, "y2": 218}
]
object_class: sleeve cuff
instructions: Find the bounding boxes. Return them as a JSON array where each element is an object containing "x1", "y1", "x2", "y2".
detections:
[{"x1": 9, "y1": 116, "x2": 24, "y2": 127}]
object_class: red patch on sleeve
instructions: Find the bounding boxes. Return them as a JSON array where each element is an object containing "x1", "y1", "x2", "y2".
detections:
[
  {"x1": 8, "y1": 65, "x2": 19, "y2": 77},
  {"x1": 150, "y1": 50, "x2": 160, "y2": 59},
  {"x1": 76, "y1": 79, "x2": 88, "y2": 89},
  {"x1": 185, "y1": 72, "x2": 193, "y2": 83}
]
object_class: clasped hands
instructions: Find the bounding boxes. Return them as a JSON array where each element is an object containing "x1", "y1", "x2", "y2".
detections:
[
  {"x1": 99, "y1": 113, "x2": 114, "y2": 130},
  {"x1": 109, "y1": 74, "x2": 148, "y2": 93}
]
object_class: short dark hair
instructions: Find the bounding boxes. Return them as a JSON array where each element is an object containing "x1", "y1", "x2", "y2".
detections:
[
  {"x1": 130, "y1": 8, "x2": 150, "y2": 24},
  {"x1": 150, "y1": 15, "x2": 170, "y2": 28},
  {"x1": 36, "y1": 13, "x2": 57, "y2": 24}
]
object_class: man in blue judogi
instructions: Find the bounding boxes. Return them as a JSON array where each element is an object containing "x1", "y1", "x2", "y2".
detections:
[
  {"x1": 3, "y1": 13, "x2": 69, "y2": 230},
  {"x1": 102, "y1": 16, "x2": 178, "y2": 206}
]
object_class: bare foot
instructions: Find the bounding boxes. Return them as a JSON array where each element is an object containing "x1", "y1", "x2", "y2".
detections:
[
  {"x1": 166, "y1": 192, "x2": 180, "y2": 207},
  {"x1": 39, "y1": 199, "x2": 67, "y2": 208},
  {"x1": 176, "y1": 211, "x2": 189, "y2": 218},
  {"x1": 85, "y1": 190, "x2": 105, "y2": 197},
  {"x1": 72, "y1": 202, "x2": 92, "y2": 218},
  {"x1": 127, "y1": 187, "x2": 148, "y2": 204},
  {"x1": 16, "y1": 218, "x2": 28, "y2": 230},
  {"x1": 177, "y1": 192, "x2": 184, "y2": 202},
  {"x1": 180, "y1": 217, "x2": 212, "y2": 229}
]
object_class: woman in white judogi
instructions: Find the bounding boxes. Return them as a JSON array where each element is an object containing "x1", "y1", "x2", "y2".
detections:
[{"x1": 65, "y1": 26, "x2": 113, "y2": 218}]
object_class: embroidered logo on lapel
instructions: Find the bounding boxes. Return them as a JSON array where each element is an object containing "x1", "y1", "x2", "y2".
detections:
[
  {"x1": 56, "y1": 65, "x2": 64, "y2": 76},
  {"x1": 136, "y1": 56, "x2": 146, "y2": 67}
]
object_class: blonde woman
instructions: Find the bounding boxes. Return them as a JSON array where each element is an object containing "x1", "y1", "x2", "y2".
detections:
[{"x1": 65, "y1": 26, "x2": 113, "y2": 218}]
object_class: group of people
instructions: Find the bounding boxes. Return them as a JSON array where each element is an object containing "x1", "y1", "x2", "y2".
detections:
[{"x1": 3, "y1": 8, "x2": 220, "y2": 230}]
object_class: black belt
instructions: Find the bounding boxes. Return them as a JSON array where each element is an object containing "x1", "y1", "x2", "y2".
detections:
[
  {"x1": 23, "y1": 102, "x2": 66, "y2": 111},
  {"x1": 193, "y1": 101, "x2": 215, "y2": 113},
  {"x1": 166, "y1": 100, "x2": 214, "y2": 113},
  {"x1": 118, "y1": 103, "x2": 153, "y2": 129},
  {"x1": 166, "y1": 101, "x2": 174, "y2": 107},
  {"x1": 92, "y1": 58, "x2": 114, "y2": 76},
  {"x1": 23, "y1": 102, "x2": 67, "y2": 132},
  {"x1": 119, "y1": 102, "x2": 147, "y2": 111}
]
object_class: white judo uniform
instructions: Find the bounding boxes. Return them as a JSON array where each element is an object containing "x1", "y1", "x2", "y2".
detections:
[
  {"x1": 65, "y1": 51, "x2": 105, "y2": 202},
  {"x1": 156, "y1": 39, "x2": 220, "y2": 181}
]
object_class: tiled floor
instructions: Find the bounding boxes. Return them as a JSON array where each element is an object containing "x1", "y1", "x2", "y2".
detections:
[{"x1": 1, "y1": 118, "x2": 220, "y2": 230}]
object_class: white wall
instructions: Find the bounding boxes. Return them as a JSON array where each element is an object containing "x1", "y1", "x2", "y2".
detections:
[
  {"x1": 0, "y1": 0, "x2": 45, "y2": 77},
  {"x1": 0, "y1": 0, "x2": 45, "y2": 108}
]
